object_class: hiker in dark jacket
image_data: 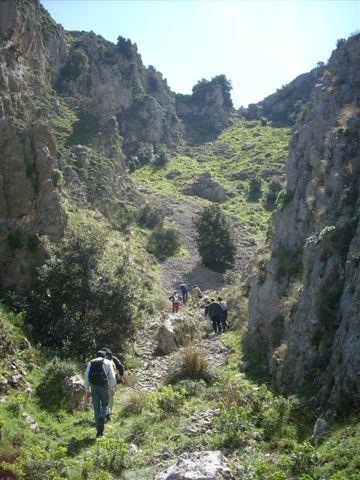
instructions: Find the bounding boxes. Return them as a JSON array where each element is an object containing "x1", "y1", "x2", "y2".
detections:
[
  {"x1": 85, "y1": 350, "x2": 116, "y2": 438},
  {"x1": 101, "y1": 347, "x2": 125, "y2": 418},
  {"x1": 207, "y1": 299, "x2": 223, "y2": 334},
  {"x1": 180, "y1": 282, "x2": 189, "y2": 304}
]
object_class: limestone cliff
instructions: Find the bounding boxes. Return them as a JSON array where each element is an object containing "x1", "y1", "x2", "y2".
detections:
[
  {"x1": 0, "y1": 0, "x2": 67, "y2": 289},
  {"x1": 176, "y1": 75, "x2": 234, "y2": 140},
  {"x1": 246, "y1": 66, "x2": 323, "y2": 124},
  {"x1": 0, "y1": 0, "x2": 237, "y2": 289},
  {"x1": 247, "y1": 34, "x2": 360, "y2": 410}
]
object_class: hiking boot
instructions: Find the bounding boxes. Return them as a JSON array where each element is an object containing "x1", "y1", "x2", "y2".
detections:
[{"x1": 96, "y1": 416, "x2": 105, "y2": 437}]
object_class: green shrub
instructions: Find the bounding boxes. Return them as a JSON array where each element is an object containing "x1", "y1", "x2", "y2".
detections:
[
  {"x1": 173, "y1": 378, "x2": 208, "y2": 398},
  {"x1": 290, "y1": 442, "x2": 317, "y2": 474},
  {"x1": 264, "y1": 179, "x2": 283, "y2": 210},
  {"x1": 248, "y1": 175, "x2": 262, "y2": 200},
  {"x1": 138, "y1": 202, "x2": 164, "y2": 228},
  {"x1": 2, "y1": 445, "x2": 67, "y2": 480},
  {"x1": 27, "y1": 232, "x2": 41, "y2": 251},
  {"x1": 193, "y1": 205, "x2": 237, "y2": 272},
  {"x1": 275, "y1": 190, "x2": 293, "y2": 210},
  {"x1": 150, "y1": 385, "x2": 186, "y2": 416},
  {"x1": 146, "y1": 226, "x2": 180, "y2": 258},
  {"x1": 318, "y1": 222, "x2": 356, "y2": 260},
  {"x1": 6, "y1": 393, "x2": 26, "y2": 416},
  {"x1": 273, "y1": 247, "x2": 303, "y2": 278},
  {"x1": 7, "y1": 230, "x2": 23, "y2": 250},
  {"x1": 94, "y1": 438, "x2": 128, "y2": 475},
  {"x1": 213, "y1": 403, "x2": 257, "y2": 448},
  {"x1": 52, "y1": 168, "x2": 64, "y2": 187},
  {"x1": 36, "y1": 357, "x2": 76, "y2": 410},
  {"x1": 315, "y1": 283, "x2": 343, "y2": 325},
  {"x1": 153, "y1": 146, "x2": 169, "y2": 166},
  {"x1": 25, "y1": 226, "x2": 141, "y2": 357}
]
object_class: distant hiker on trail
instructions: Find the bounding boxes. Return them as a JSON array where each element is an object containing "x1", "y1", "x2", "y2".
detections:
[
  {"x1": 102, "y1": 348, "x2": 125, "y2": 419},
  {"x1": 180, "y1": 282, "x2": 189, "y2": 304},
  {"x1": 191, "y1": 285, "x2": 202, "y2": 304},
  {"x1": 85, "y1": 350, "x2": 116, "y2": 438},
  {"x1": 169, "y1": 292, "x2": 181, "y2": 313},
  {"x1": 218, "y1": 296, "x2": 229, "y2": 332},
  {"x1": 206, "y1": 298, "x2": 223, "y2": 335}
]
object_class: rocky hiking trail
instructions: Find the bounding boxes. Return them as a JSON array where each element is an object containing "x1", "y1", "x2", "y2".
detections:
[
  {"x1": 118, "y1": 193, "x2": 255, "y2": 477},
  {"x1": 125, "y1": 307, "x2": 240, "y2": 479},
  {"x1": 131, "y1": 311, "x2": 233, "y2": 393}
]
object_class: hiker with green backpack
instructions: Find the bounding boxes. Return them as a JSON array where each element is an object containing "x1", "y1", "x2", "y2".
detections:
[{"x1": 85, "y1": 350, "x2": 116, "y2": 438}]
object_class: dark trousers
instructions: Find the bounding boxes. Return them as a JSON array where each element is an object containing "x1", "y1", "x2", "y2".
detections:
[
  {"x1": 212, "y1": 314, "x2": 221, "y2": 334},
  {"x1": 221, "y1": 312, "x2": 228, "y2": 331},
  {"x1": 181, "y1": 290, "x2": 188, "y2": 303}
]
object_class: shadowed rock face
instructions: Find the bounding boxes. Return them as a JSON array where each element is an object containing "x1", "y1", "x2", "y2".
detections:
[
  {"x1": 0, "y1": 119, "x2": 66, "y2": 289},
  {"x1": 247, "y1": 34, "x2": 360, "y2": 410}
]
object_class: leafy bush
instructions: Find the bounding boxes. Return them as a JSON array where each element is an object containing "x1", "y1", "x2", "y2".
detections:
[
  {"x1": 146, "y1": 226, "x2": 180, "y2": 258},
  {"x1": 273, "y1": 247, "x2": 303, "y2": 278},
  {"x1": 290, "y1": 442, "x2": 317, "y2": 474},
  {"x1": 138, "y1": 202, "x2": 164, "y2": 229},
  {"x1": 318, "y1": 221, "x2": 356, "y2": 260},
  {"x1": 264, "y1": 179, "x2": 283, "y2": 210},
  {"x1": 36, "y1": 357, "x2": 76, "y2": 410},
  {"x1": 275, "y1": 190, "x2": 293, "y2": 210},
  {"x1": 193, "y1": 205, "x2": 237, "y2": 272},
  {"x1": 315, "y1": 283, "x2": 343, "y2": 325},
  {"x1": 52, "y1": 168, "x2": 64, "y2": 187},
  {"x1": 27, "y1": 232, "x2": 41, "y2": 251},
  {"x1": 7, "y1": 230, "x2": 23, "y2": 250},
  {"x1": 2, "y1": 445, "x2": 67, "y2": 480},
  {"x1": 213, "y1": 403, "x2": 258, "y2": 448},
  {"x1": 94, "y1": 438, "x2": 128, "y2": 475},
  {"x1": 25, "y1": 226, "x2": 142, "y2": 357},
  {"x1": 150, "y1": 385, "x2": 186, "y2": 416},
  {"x1": 173, "y1": 378, "x2": 208, "y2": 398},
  {"x1": 57, "y1": 48, "x2": 89, "y2": 83},
  {"x1": 248, "y1": 176, "x2": 262, "y2": 200},
  {"x1": 153, "y1": 146, "x2": 169, "y2": 166},
  {"x1": 137, "y1": 143, "x2": 155, "y2": 165}
]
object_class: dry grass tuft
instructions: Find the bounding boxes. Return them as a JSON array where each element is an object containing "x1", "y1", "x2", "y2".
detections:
[
  {"x1": 166, "y1": 347, "x2": 215, "y2": 385},
  {"x1": 120, "y1": 391, "x2": 148, "y2": 416}
]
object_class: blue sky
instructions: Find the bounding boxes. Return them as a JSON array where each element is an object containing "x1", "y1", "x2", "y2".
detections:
[{"x1": 42, "y1": 0, "x2": 360, "y2": 107}]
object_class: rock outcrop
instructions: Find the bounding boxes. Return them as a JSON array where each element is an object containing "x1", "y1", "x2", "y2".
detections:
[
  {"x1": 155, "y1": 451, "x2": 236, "y2": 480},
  {"x1": 246, "y1": 65, "x2": 323, "y2": 124},
  {"x1": 176, "y1": 75, "x2": 234, "y2": 139},
  {"x1": 247, "y1": 34, "x2": 360, "y2": 410},
  {"x1": 182, "y1": 172, "x2": 227, "y2": 203}
]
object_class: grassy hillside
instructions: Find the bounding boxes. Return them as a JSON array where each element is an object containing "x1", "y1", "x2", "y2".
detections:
[{"x1": 131, "y1": 119, "x2": 291, "y2": 239}]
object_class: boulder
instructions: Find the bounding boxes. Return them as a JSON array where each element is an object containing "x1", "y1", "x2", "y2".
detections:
[
  {"x1": 157, "y1": 318, "x2": 177, "y2": 355},
  {"x1": 182, "y1": 173, "x2": 227, "y2": 203},
  {"x1": 155, "y1": 451, "x2": 236, "y2": 480},
  {"x1": 62, "y1": 375, "x2": 86, "y2": 412},
  {"x1": 311, "y1": 417, "x2": 329, "y2": 444},
  {"x1": 156, "y1": 315, "x2": 197, "y2": 355}
]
